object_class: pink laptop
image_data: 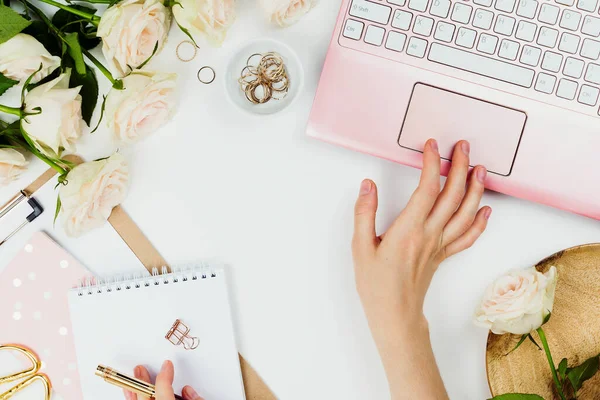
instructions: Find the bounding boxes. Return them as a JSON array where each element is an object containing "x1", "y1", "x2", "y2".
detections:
[{"x1": 307, "y1": 0, "x2": 600, "y2": 219}]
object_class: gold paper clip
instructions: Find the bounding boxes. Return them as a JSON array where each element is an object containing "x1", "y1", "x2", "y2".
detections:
[
  {"x1": 165, "y1": 319, "x2": 199, "y2": 350},
  {"x1": 0, "y1": 344, "x2": 51, "y2": 400}
]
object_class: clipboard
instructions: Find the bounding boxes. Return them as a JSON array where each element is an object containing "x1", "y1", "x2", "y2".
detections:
[{"x1": 10, "y1": 155, "x2": 277, "y2": 400}]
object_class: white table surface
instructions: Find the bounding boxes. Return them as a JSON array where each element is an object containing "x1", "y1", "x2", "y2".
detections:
[{"x1": 2, "y1": 1, "x2": 600, "y2": 399}]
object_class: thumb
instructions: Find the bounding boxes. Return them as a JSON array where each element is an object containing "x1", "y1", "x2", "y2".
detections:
[
  {"x1": 155, "y1": 360, "x2": 176, "y2": 400},
  {"x1": 352, "y1": 179, "x2": 378, "y2": 256}
]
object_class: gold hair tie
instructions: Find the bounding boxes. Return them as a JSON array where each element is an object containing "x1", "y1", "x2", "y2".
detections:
[
  {"x1": 175, "y1": 40, "x2": 197, "y2": 62},
  {"x1": 238, "y1": 52, "x2": 290, "y2": 105}
]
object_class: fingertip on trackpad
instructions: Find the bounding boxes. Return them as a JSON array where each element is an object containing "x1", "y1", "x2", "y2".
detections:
[{"x1": 398, "y1": 83, "x2": 527, "y2": 176}]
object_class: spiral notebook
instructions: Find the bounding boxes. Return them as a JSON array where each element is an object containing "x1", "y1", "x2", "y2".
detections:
[{"x1": 68, "y1": 267, "x2": 246, "y2": 400}]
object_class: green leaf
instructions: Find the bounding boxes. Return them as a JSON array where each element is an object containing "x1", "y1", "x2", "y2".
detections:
[
  {"x1": 0, "y1": 5, "x2": 31, "y2": 45},
  {"x1": 69, "y1": 64, "x2": 98, "y2": 125},
  {"x1": 0, "y1": 72, "x2": 18, "y2": 96},
  {"x1": 543, "y1": 312, "x2": 552, "y2": 325},
  {"x1": 173, "y1": 18, "x2": 198, "y2": 47},
  {"x1": 566, "y1": 354, "x2": 599, "y2": 392},
  {"x1": 527, "y1": 334, "x2": 542, "y2": 351},
  {"x1": 489, "y1": 394, "x2": 545, "y2": 400},
  {"x1": 53, "y1": 195, "x2": 62, "y2": 226},
  {"x1": 51, "y1": 5, "x2": 100, "y2": 50},
  {"x1": 506, "y1": 334, "x2": 528, "y2": 356},
  {"x1": 63, "y1": 32, "x2": 86, "y2": 75},
  {"x1": 22, "y1": 19, "x2": 61, "y2": 56},
  {"x1": 558, "y1": 358, "x2": 568, "y2": 381},
  {"x1": 91, "y1": 94, "x2": 107, "y2": 133}
]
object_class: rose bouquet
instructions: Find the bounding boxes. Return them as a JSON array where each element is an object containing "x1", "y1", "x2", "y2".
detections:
[
  {"x1": 0, "y1": 0, "x2": 319, "y2": 237},
  {"x1": 476, "y1": 267, "x2": 600, "y2": 399}
]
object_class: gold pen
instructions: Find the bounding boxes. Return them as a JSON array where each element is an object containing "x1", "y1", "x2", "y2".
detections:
[{"x1": 96, "y1": 365, "x2": 184, "y2": 400}]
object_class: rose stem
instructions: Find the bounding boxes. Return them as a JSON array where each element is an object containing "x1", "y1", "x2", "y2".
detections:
[
  {"x1": 81, "y1": 48, "x2": 118, "y2": 86},
  {"x1": 0, "y1": 105, "x2": 22, "y2": 117},
  {"x1": 36, "y1": 0, "x2": 100, "y2": 26},
  {"x1": 536, "y1": 327, "x2": 566, "y2": 400}
]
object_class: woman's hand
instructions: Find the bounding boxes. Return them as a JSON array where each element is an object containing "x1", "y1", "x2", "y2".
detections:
[
  {"x1": 352, "y1": 139, "x2": 490, "y2": 400},
  {"x1": 123, "y1": 360, "x2": 203, "y2": 400}
]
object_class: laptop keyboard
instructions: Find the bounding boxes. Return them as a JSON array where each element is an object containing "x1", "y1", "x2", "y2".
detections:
[{"x1": 341, "y1": 0, "x2": 600, "y2": 116}]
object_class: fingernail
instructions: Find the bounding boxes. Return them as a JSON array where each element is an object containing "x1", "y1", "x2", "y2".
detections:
[
  {"x1": 476, "y1": 167, "x2": 487, "y2": 183},
  {"x1": 484, "y1": 208, "x2": 492, "y2": 220},
  {"x1": 429, "y1": 139, "x2": 438, "y2": 153},
  {"x1": 360, "y1": 179, "x2": 372, "y2": 195},
  {"x1": 161, "y1": 360, "x2": 170, "y2": 373},
  {"x1": 134, "y1": 366, "x2": 141, "y2": 378},
  {"x1": 124, "y1": 390, "x2": 134, "y2": 400},
  {"x1": 461, "y1": 141, "x2": 470, "y2": 155},
  {"x1": 184, "y1": 386, "x2": 202, "y2": 399}
]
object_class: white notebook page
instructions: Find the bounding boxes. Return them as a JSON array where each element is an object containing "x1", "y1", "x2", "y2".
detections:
[{"x1": 68, "y1": 268, "x2": 246, "y2": 400}]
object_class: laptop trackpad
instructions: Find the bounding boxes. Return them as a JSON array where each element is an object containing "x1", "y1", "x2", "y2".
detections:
[{"x1": 398, "y1": 83, "x2": 526, "y2": 176}]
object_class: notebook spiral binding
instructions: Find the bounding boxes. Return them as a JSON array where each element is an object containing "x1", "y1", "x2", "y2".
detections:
[{"x1": 76, "y1": 266, "x2": 218, "y2": 296}]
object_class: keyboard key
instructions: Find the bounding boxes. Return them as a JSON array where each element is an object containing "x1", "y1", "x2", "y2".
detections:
[
  {"x1": 474, "y1": 0, "x2": 493, "y2": 6},
  {"x1": 365, "y1": 25, "x2": 386, "y2": 45},
  {"x1": 585, "y1": 63, "x2": 600, "y2": 84},
  {"x1": 520, "y1": 45, "x2": 542, "y2": 65},
  {"x1": 350, "y1": 0, "x2": 392, "y2": 25},
  {"x1": 578, "y1": 84, "x2": 600, "y2": 105},
  {"x1": 388, "y1": 0, "x2": 407, "y2": 5},
  {"x1": 495, "y1": 0, "x2": 516, "y2": 12},
  {"x1": 560, "y1": 10, "x2": 582, "y2": 31},
  {"x1": 495, "y1": 15, "x2": 516, "y2": 35},
  {"x1": 516, "y1": 21, "x2": 537, "y2": 41},
  {"x1": 473, "y1": 9, "x2": 495, "y2": 29},
  {"x1": 576, "y1": 0, "x2": 598, "y2": 11},
  {"x1": 386, "y1": 31, "x2": 407, "y2": 51},
  {"x1": 392, "y1": 10, "x2": 413, "y2": 30},
  {"x1": 434, "y1": 21, "x2": 456, "y2": 42},
  {"x1": 581, "y1": 38, "x2": 600, "y2": 59},
  {"x1": 538, "y1": 27, "x2": 559, "y2": 48},
  {"x1": 541, "y1": 51, "x2": 563, "y2": 72},
  {"x1": 559, "y1": 33, "x2": 581, "y2": 54},
  {"x1": 456, "y1": 27, "x2": 478, "y2": 48},
  {"x1": 343, "y1": 19, "x2": 365, "y2": 40},
  {"x1": 538, "y1": 4, "x2": 559, "y2": 25},
  {"x1": 557, "y1": 79, "x2": 578, "y2": 99},
  {"x1": 555, "y1": 0, "x2": 574, "y2": 5},
  {"x1": 414, "y1": 16, "x2": 435, "y2": 36},
  {"x1": 430, "y1": 0, "x2": 452, "y2": 18},
  {"x1": 451, "y1": 3, "x2": 473, "y2": 23},
  {"x1": 535, "y1": 73, "x2": 557, "y2": 93},
  {"x1": 516, "y1": 0, "x2": 538, "y2": 18},
  {"x1": 477, "y1": 33, "x2": 499, "y2": 53},
  {"x1": 563, "y1": 57, "x2": 585, "y2": 77},
  {"x1": 582, "y1": 16, "x2": 600, "y2": 37},
  {"x1": 428, "y1": 42, "x2": 535, "y2": 87},
  {"x1": 407, "y1": 36, "x2": 428, "y2": 57},
  {"x1": 499, "y1": 39, "x2": 521, "y2": 60},
  {"x1": 409, "y1": 0, "x2": 429, "y2": 12}
]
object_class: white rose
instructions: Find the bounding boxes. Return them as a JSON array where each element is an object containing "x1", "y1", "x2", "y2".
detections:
[
  {"x1": 0, "y1": 33, "x2": 61, "y2": 84},
  {"x1": 97, "y1": 0, "x2": 171, "y2": 78},
  {"x1": 59, "y1": 153, "x2": 129, "y2": 237},
  {"x1": 258, "y1": 0, "x2": 317, "y2": 27},
  {"x1": 0, "y1": 149, "x2": 28, "y2": 185},
  {"x1": 21, "y1": 71, "x2": 83, "y2": 157},
  {"x1": 172, "y1": 0, "x2": 236, "y2": 46},
  {"x1": 105, "y1": 70, "x2": 177, "y2": 144},
  {"x1": 474, "y1": 266, "x2": 558, "y2": 335}
]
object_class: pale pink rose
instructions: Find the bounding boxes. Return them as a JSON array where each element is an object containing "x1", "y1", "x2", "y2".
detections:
[
  {"x1": 21, "y1": 71, "x2": 83, "y2": 157},
  {"x1": 0, "y1": 149, "x2": 28, "y2": 185},
  {"x1": 474, "y1": 266, "x2": 558, "y2": 335},
  {"x1": 0, "y1": 33, "x2": 61, "y2": 84},
  {"x1": 172, "y1": 0, "x2": 236, "y2": 46},
  {"x1": 104, "y1": 70, "x2": 177, "y2": 144},
  {"x1": 59, "y1": 153, "x2": 129, "y2": 237},
  {"x1": 258, "y1": 0, "x2": 317, "y2": 27},
  {"x1": 97, "y1": 0, "x2": 171, "y2": 78}
]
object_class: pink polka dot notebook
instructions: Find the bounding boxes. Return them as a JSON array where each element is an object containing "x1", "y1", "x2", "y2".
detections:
[{"x1": 0, "y1": 231, "x2": 88, "y2": 399}]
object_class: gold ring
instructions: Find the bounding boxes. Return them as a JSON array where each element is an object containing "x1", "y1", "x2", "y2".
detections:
[
  {"x1": 176, "y1": 40, "x2": 197, "y2": 62},
  {"x1": 197, "y1": 66, "x2": 216, "y2": 84}
]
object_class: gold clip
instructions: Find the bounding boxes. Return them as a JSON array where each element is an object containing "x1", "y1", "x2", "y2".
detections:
[
  {"x1": 0, "y1": 345, "x2": 51, "y2": 400},
  {"x1": 165, "y1": 319, "x2": 199, "y2": 350}
]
